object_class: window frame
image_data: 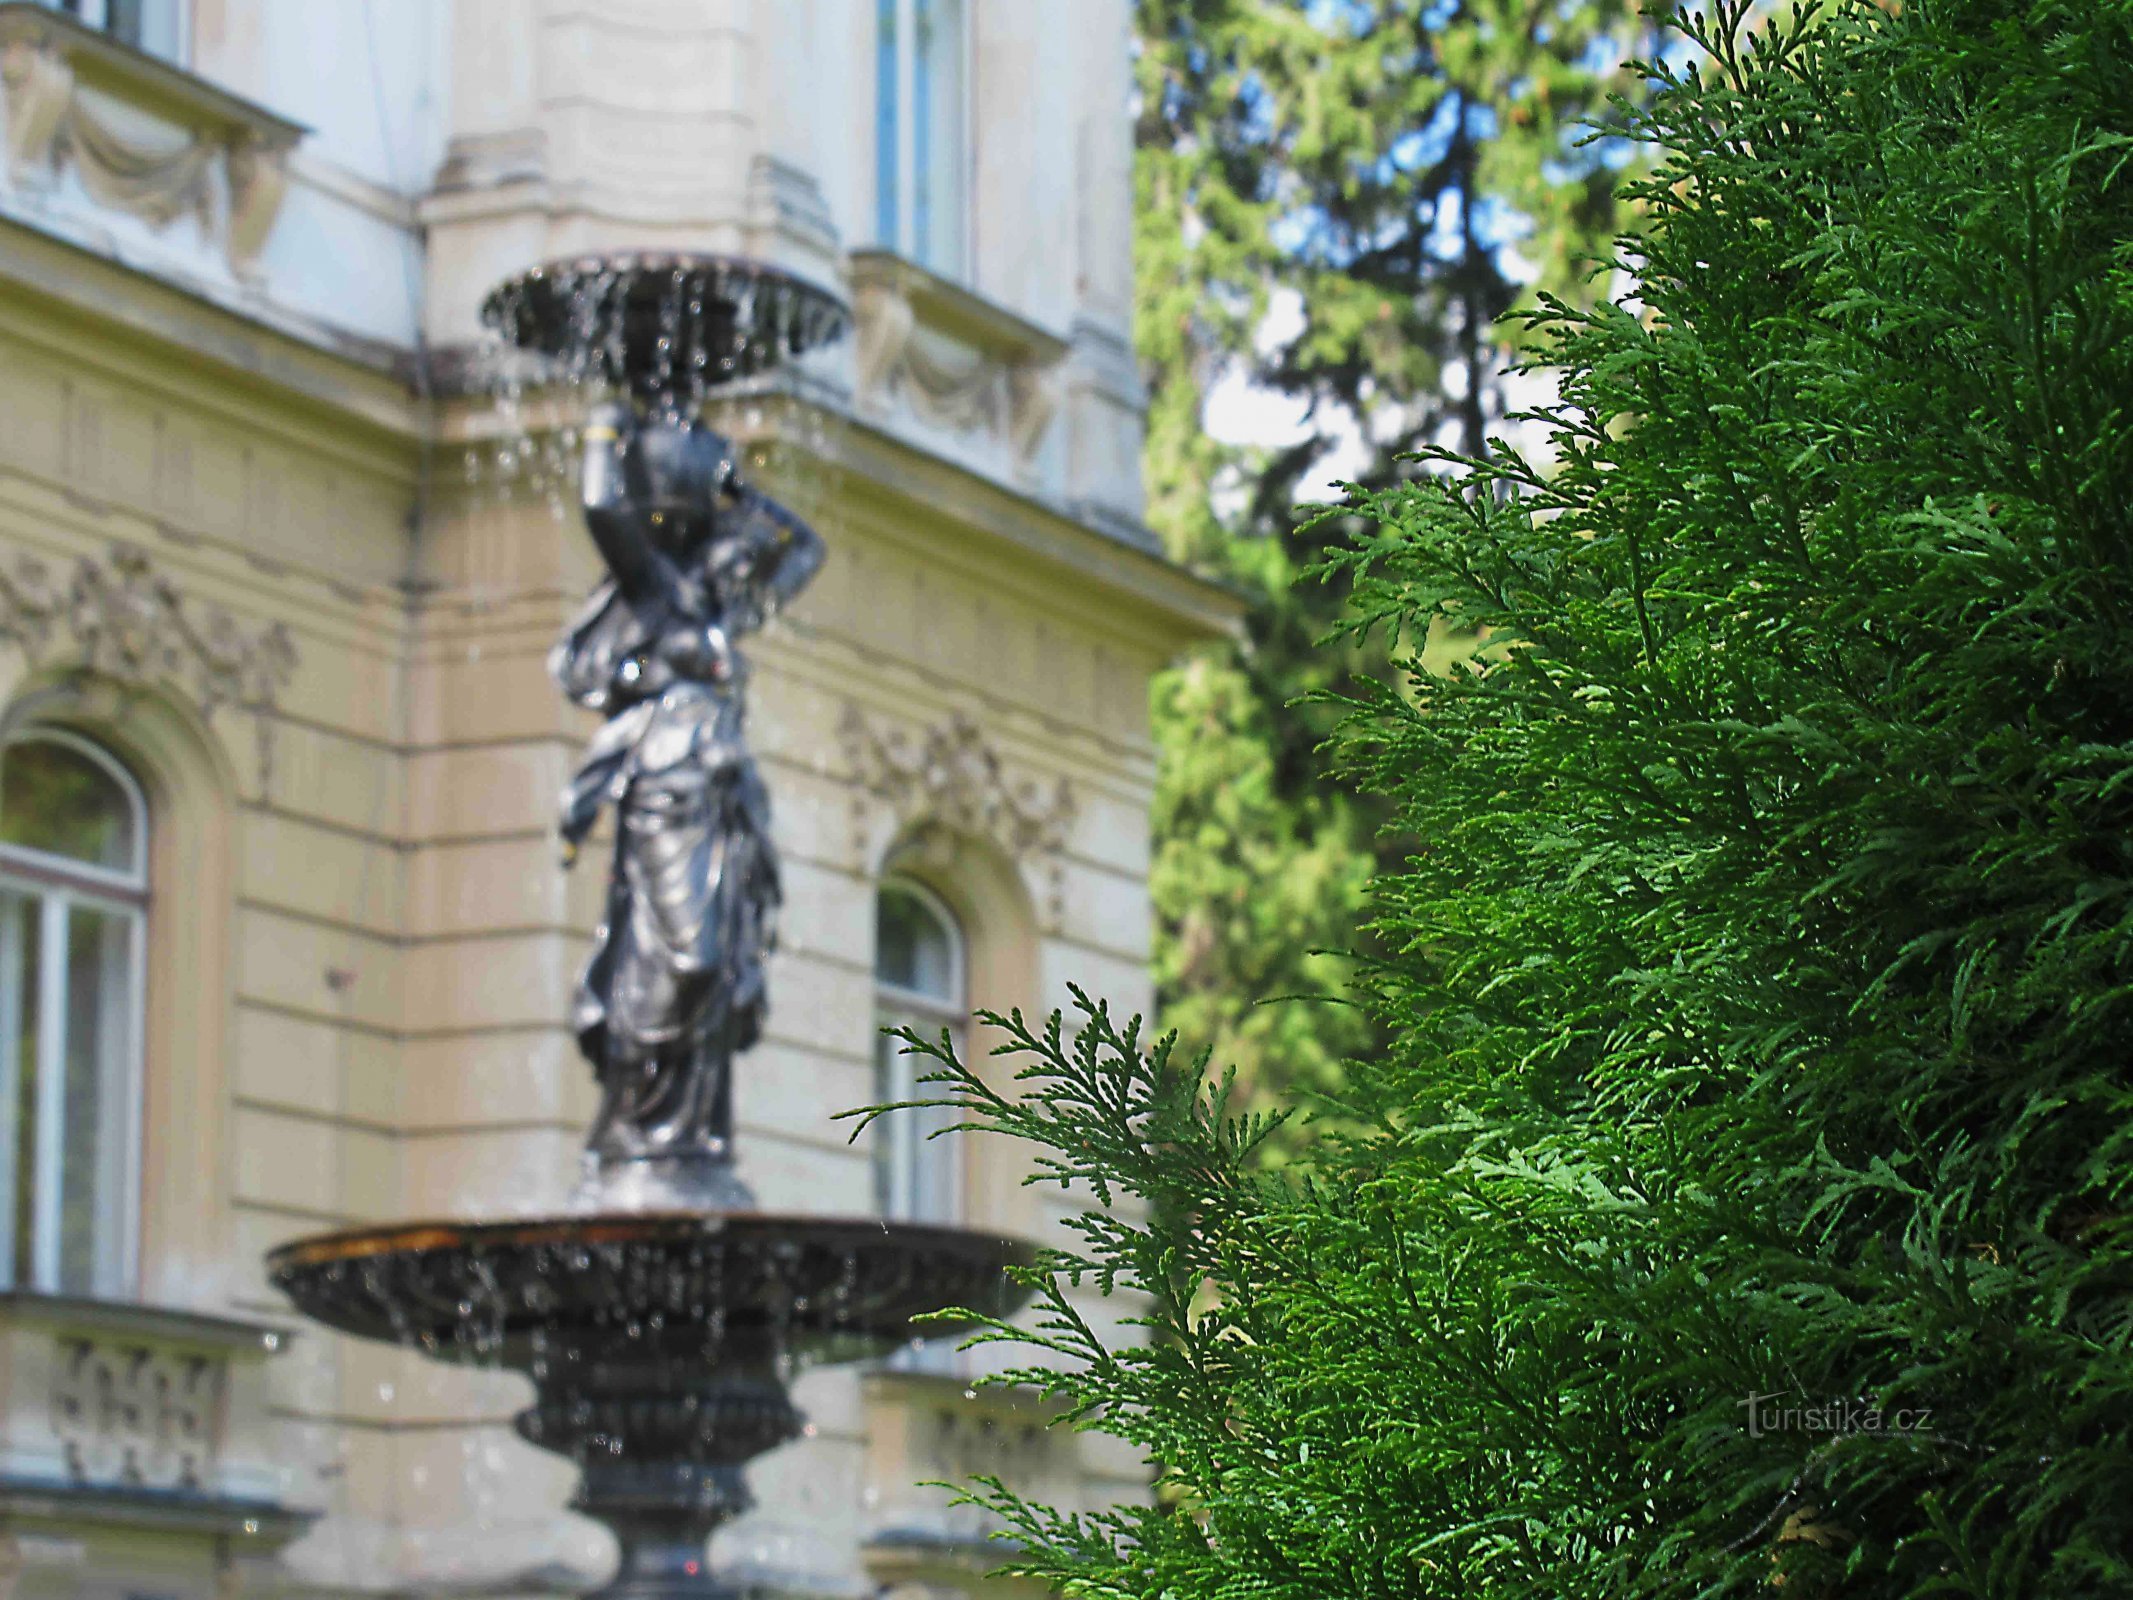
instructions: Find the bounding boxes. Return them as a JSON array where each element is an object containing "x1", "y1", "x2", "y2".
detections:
[
  {"x1": 872, "y1": 876, "x2": 965, "y2": 1228},
  {"x1": 873, "y1": 0, "x2": 973, "y2": 279},
  {"x1": 46, "y1": 0, "x2": 188, "y2": 63},
  {"x1": 0, "y1": 729, "x2": 149, "y2": 1299}
]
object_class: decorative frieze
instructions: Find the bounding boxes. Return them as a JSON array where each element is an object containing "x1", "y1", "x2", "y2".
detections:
[
  {"x1": 841, "y1": 703, "x2": 1077, "y2": 929},
  {"x1": 0, "y1": 542, "x2": 298, "y2": 790},
  {"x1": 50, "y1": 1336, "x2": 224, "y2": 1490},
  {"x1": 0, "y1": 3, "x2": 303, "y2": 281},
  {"x1": 0, "y1": 1292, "x2": 293, "y2": 1507}
]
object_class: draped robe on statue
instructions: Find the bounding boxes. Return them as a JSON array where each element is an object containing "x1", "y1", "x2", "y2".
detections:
[{"x1": 552, "y1": 414, "x2": 823, "y2": 1170}]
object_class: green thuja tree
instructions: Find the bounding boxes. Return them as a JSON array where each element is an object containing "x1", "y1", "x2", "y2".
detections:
[{"x1": 866, "y1": 0, "x2": 2133, "y2": 1594}]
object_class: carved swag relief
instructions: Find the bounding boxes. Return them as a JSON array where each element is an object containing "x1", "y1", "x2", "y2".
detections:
[
  {"x1": 849, "y1": 252, "x2": 1066, "y2": 480},
  {"x1": 0, "y1": 6, "x2": 300, "y2": 278}
]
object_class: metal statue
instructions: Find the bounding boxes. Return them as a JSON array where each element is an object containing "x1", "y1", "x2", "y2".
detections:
[{"x1": 551, "y1": 400, "x2": 823, "y2": 1201}]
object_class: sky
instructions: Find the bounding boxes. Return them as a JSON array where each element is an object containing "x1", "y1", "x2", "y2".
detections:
[{"x1": 1199, "y1": 279, "x2": 1564, "y2": 523}]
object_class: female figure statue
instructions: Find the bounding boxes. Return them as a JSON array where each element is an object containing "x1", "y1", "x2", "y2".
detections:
[{"x1": 551, "y1": 402, "x2": 824, "y2": 1203}]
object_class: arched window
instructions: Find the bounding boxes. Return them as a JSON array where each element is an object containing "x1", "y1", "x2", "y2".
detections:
[
  {"x1": 0, "y1": 731, "x2": 146, "y2": 1297},
  {"x1": 873, "y1": 880, "x2": 962, "y2": 1223}
]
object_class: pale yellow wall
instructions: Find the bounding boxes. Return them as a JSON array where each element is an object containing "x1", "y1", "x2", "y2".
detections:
[
  {"x1": 0, "y1": 247, "x2": 1215, "y2": 1590},
  {"x1": 0, "y1": 0, "x2": 1220, "y2": 1584}
]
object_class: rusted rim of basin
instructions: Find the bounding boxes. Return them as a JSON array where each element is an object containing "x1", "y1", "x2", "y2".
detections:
[
  {"x1": 265, "y1": 1209, "x2": 1029, "y2": 1272},
  {"x1": 266, "y1": 1209, "x2": 1037, "y2": 1353}
]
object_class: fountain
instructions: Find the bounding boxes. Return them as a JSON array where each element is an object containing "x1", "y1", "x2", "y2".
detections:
[{"x1": 267, "y1": 254, "x2": 1032, "y2": 1597}]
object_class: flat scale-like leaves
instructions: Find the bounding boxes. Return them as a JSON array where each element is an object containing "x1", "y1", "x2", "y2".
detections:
[{"x1": 861, "y1": 3, "x2": 2133, "y2": 1595}]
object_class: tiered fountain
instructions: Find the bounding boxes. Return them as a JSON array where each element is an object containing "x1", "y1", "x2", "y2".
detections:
[{"x1": 267, "y1": 256, "x2": 1030, "y2": 1598}]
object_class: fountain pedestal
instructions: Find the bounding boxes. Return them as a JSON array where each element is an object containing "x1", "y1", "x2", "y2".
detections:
[{"x1": 525, "y1": 1331, "x2": 796, "y2": 1596}]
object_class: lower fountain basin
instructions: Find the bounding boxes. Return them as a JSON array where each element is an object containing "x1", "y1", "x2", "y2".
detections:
[{"x1": 269, "y1": 1212, "x2": 1034, "y2": 1598}]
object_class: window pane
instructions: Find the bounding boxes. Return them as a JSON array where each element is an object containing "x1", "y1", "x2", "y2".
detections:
[
  {"x1": 872, "y1": 1021, "x2": 903, "y2": 1216},
  {"x1": 913, "y1": 0, "x2": 933, "y2": 263},
  {"x1": 138, "y1": 0, "x2": 183, "y2": 61},
  {"x1": 0, "y1": 740, "x2": 138, "y2": 875},
  {"x1": 911, "y1": 1081, "x2": 958, "y2": 1222},
  {"x1": 920, "y1": 0, "x2": 964, "y2": 275},
  {"x1": 875, "y1": 0, "x2": 900, "y2": 247},
  {"x1": 0, "y1": 889, "x2": 38, "y2": 1288},
  {"x1": 59, "y1": 902, "x2": 131, "y2": 1296},
  {"x1": 876, "y1": 887, "x2": 956, "y2": 999},
  {"x1": 873, "y1": 1011, "x2": 960, "y2": 1224}
]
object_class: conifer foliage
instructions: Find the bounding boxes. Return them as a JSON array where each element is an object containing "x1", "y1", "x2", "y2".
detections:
[{"x1": 875, "y1": 1, "x2": 2133, "y2": 1594}]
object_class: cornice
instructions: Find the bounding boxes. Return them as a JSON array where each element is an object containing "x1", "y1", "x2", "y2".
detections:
[
  {"x1": 432, "y1": 380, "x2": 1246, "y2": 653},
  {"x1": 0, "y1": 224, "x2": 1241, "y2": 651},
  {"x1": 825, "y1": 408, "x2": 1247, "y2": 651},
  {"x1": 0, "y1": 216, "x2": 425, "y2": 461},
  {"x1": 0, "y1": 1290, "x2": 292, "y2": 1355}
]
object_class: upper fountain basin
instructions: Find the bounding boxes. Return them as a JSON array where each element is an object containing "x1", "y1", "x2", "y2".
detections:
[{"x1": 479, "y1": 253, "x2": 853, "y2": 407}]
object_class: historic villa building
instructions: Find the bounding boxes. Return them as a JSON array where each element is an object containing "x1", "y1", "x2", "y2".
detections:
[{"x1": 0, "y1": 1, "x2": 1236, "y2": 1594}]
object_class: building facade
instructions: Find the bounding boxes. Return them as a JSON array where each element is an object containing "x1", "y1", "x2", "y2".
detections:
[{"x1": 0, "y1": 2, "x2": 1238, "y2": 1594}]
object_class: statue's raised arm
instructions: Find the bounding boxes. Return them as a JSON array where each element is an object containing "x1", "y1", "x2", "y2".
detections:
[{"x1": 700, "y1": 472, "x2": 825, "y2": 634}]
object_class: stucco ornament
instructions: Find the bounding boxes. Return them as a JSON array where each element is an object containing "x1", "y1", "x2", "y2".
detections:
[
  {"x1": 841, "y1": 703, "x2": 1079, "y2": 929},
  {"x1": 0, "y1": 7, "x2": 301, "y2": 278},
  {"x1": 0, "y1": 542, "x2": 297, "y2": 789},
  {"x1": 552, "y1": 402, "x2": 825, "y2": 1205},
  {"x1": 52, "y1": 1335, "x2": 224, "y2": 1489}
]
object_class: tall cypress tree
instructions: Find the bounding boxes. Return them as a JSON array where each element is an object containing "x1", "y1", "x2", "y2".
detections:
[
  {"x1": 877, "y1": 1, "x2": 2133, "y2": 1593},
  {"x1": 1137, "y1": 0, "x2": 1646, "y2": 1120}
]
